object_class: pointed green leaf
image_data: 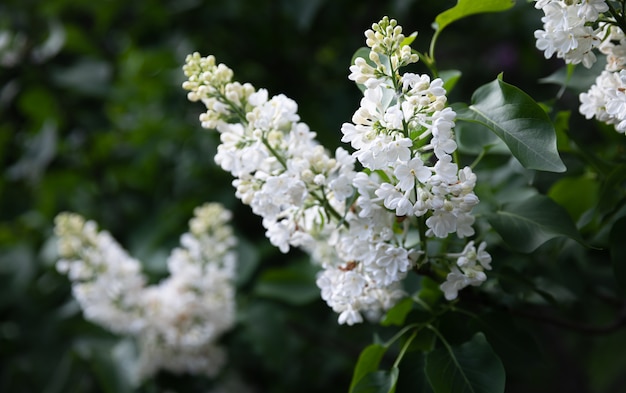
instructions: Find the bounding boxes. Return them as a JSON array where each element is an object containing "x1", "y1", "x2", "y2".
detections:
[
  {"x1": 401, "y1": 31, "x2": 418, "y2": 47},
  {"x1": 381, "y1": 297, "x2": 414, "y2": 327},
  {"x1": 440, "y1": 69, "x2": 462, "y2": 93},
  {"x1": 350, "y1": 344, "x2": 388, "y2": 392},
  {"x1": 352, "y1": 368, "x2": 400, "y2": 393},
  {"x1": 487, "y1": 194, "x2": 586, "y2": 253},
  {"x1": 425, "y1": 333, "x2": 505, "y2": 393},
  {"x1": 539, "y1": 57, "x2": 606, "y2": 94},
  {"x1": 456, "y1": 78, "x2": 566, "y2": 172},
  {"x1": 434, "y1": 0, "x2": 515, "y2": 33},
  {"x1": 610, "y1": 217, "x2": 626, "y2": 296}
]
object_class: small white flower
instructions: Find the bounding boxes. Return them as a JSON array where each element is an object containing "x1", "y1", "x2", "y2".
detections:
[{"x1": 394, "y1": 157, "x2": 431, "y2": 191}]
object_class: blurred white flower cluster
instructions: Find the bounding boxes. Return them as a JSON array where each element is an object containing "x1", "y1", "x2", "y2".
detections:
[
  {"x1": 54, "y1": 203, "x2": 237, "y2": 382},
  {"x1": 534, "y1": 0, "x2": 626, "y2": 133},
  {"x1": 183, "y1": 17, "x2": 490, "y2": 326}
]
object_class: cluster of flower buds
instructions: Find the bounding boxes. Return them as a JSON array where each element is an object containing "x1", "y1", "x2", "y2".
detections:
[
  {"x1": 183, "y1": 17, "x2": 491, "y2": 325},
  {"x1": 54, "y1": 203, "x2": 237, "y2": 381}
]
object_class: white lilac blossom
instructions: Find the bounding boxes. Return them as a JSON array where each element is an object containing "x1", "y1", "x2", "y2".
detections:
[
  {"x1": 440, "y1": 241, "x2": 492, "y2": 301},
  {"x1": 533, "y1": 0, "x2": 607, "y2": 68},
  {"x1": 183, "y1": 17, "x2": 491, "y2": 325},
  {"x1": 54, "y1": 203, "x2": 237, "y2": 382},
  {"x1": 577, "y1": 20, "x2": 626, "y2": 134},
  {"x1": 580, "y1": 69, "x2": 626, "y2": 133},
  {"x1": 533, "y1": 1, "x2": 626, "y2": 134}
]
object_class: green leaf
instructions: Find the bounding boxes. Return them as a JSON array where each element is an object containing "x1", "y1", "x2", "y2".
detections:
[
  {"x1": 351, "y1": 368, "x2": 400, "y2": 393},
  {"x1": 434, "y1": 0, "x2": 515, "y2": 33},
  {"x1": 454, "y1": 116, "x2": 508, "y2": 156},
  {"x1": 252, "y1": 260, "x2": 320, "y2": 305},
  {"x1": 351, "y1": 47, "x2": 371, "y2": 66},
  {"x1": 425, "y1": 333, "x2": 505, "y2": 393},
  {"x1": 552, "y1": 110, "x2": 572, "y2": 152},
  {"x1": 467, "y1": 313, "x2": 542, "y2": 365},
  {"x1": 456, "y1": 77, "x2": 566, "y2": 172},
  {"x1": 401, "y1": 31, "x2": 418, "y2": 47},
  {"x1": 417, "y1": 276, "x2": 443, "y2": 308},
  {"x1": 440, "y1": 69, "x2": 462, "y2": 93},
  {"x1": 487, "y1": 194, "x2": 586, "y2": 253},
  {"x1": 610, "y1": 217, "x2": 626, "y2": 297},
  {"x1": 539, "y1": 57, "x2": 606, "y2": 94},
  {"x1": 349, "y1": 344, "x2": 388, "y2": 392},
  {"x1": 408, "y1": 328, "x2": 437, "y2": 352},
  {"x1": 548, "y1": 175, "x2": 599, "y2": 222},
  {"x1": 381, "y1": 297, "x2": 414, "y2": 327}
]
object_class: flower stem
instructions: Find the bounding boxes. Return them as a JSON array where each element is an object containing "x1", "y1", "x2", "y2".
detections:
[{"x1": 392, "y1": 329, "x2": 418, "y2": 369}]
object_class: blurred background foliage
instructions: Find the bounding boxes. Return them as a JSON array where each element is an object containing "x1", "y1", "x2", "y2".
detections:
[{"x1": 2, "y1": 0, "x2": 625, "y2": 392}]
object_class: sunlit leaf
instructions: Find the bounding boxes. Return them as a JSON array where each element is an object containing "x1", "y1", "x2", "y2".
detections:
[
  {"x1": 548, "y1": 176, "x2": 599, "y2": 222},
  {"x1": 456, "y1": 77, "x2": 566, "y2": 172},
  {"x1": 349, "y1": 344, "x2": 388, "y2": 392},
  {"x1": 401, "y1": 31, "x2": 418, "y2": 47},
  {"x1": 434, "y1": 0, "x2": 515, "y2": 33},
  {"x1": 425, "y1": 333, "x2": 505, "y2": 393},
  {"x1": 381, "y1": 297, "x2": 414, "y2": 327},
  {"x1": 487, "y1": 194, "x2": 586, "y2": 253}
]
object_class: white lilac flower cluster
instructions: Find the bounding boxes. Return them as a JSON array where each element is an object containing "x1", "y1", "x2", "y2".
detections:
[
  {"x1": 534, "y1": 0, "x2": 626, "y2": 133},
  {"x1": 580, "y1": 20, "x2": 626, "y2": 133},
  {"x1": 183, "y1": 17, "x2": 491, "y2": 325},
  {"x1": 54, "y1": 203, "x2": 237, "y2": 382},
  {"x1": 534, "y1": 0, "x2": 608, "y2": 68}
]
